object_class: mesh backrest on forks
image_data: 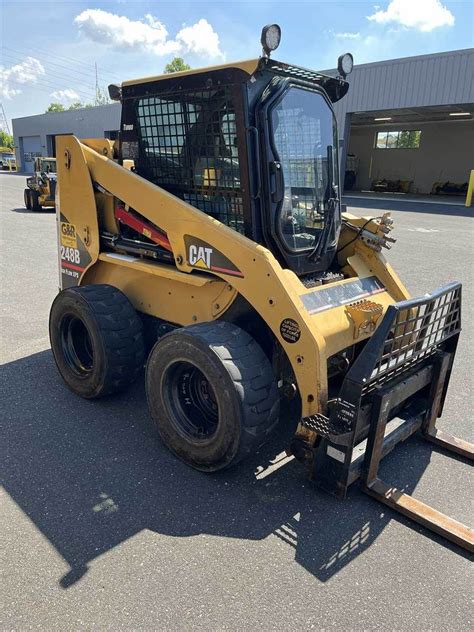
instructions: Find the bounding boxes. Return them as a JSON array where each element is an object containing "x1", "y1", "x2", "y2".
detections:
[
  {"x1": 367, "y1": 283, "x2": 461, "y2": 390},
  {"x1": 329, "y1": 282, "x2": 462, "y2": 436}
]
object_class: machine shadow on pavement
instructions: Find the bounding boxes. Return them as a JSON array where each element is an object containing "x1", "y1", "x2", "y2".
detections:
[
  {"x1": 1, "y1": 350, "x2": 468, "y2": 589},
  {"x1": 10, "y1": 206, "x2": 55, "y2": 215}
]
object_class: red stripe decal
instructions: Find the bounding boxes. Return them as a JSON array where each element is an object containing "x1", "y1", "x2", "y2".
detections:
[
  {"x1": 61, "y1": 261, "x2": 85, "y2": 272},
  {"x1": 210, "y1": 265, "x2": 244, "y2": 277}
]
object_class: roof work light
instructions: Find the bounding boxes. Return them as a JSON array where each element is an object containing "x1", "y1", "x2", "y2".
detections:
[
  {"x1": 261, "y1": 24, "x2": 281, "y2": 57},
  {"x1": 337, "y1": 53, "x2": 354, "y2": 79}
]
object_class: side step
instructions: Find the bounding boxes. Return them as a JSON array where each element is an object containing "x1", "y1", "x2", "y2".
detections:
[{"x1": 362, "y1": 352, "x2": 474, "y2": 553}]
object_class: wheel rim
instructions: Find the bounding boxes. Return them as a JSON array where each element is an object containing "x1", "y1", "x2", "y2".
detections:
[
  {"x1": 59, "y1": 314, "x2": 94, "y2": 377},
  {"x1": 163, "y1": 361, "x2": 219, "y2": 441}
]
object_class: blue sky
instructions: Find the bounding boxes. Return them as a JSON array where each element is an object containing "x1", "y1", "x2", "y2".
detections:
[{"x1": 1, "y1": 0, "x2": 473, "y2": 128}]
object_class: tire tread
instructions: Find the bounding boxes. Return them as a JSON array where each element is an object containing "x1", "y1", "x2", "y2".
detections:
[
  {"x1": 51, "y1": 284, "x2": 145, "y2": 397},
  {"x1": 174, "y1": 321, "x2": 280, "y2": 465}
]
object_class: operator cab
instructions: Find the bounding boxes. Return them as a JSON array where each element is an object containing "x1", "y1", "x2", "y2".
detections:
[{"x1": 112, "y1": 25, "x2": 353, "y2": 277}]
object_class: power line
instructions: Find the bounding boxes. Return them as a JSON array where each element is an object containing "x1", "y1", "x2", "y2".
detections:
[
  {"x1": 2, "y1": 49, "x2": 116, "y2": 86},
  {"x1": 1, "y1": 53, "x2": 96, "y2": 91},
  {"x1": 2, "y1": 44, "x2": 122, "y2": 81},
  {"x1": 1, "y1": 54, "x2": 100, "y2": 101},
  {"x1": 4, "y1": 44, "x2": 120, "y2": 75},
  {"x1": 20, "y1": 77, "x2": 96, "y2": 101},
  {"x1": 4, "y1": 78, "x2": 97, "y2": 103}
]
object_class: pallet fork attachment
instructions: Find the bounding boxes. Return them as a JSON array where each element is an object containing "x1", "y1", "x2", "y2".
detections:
[
  {"x1": 362, "y1": 351, "x2": 474, "y2": 553},
  {"x1": 308, "y1": 281, "x2": 474, "y2": 552}
]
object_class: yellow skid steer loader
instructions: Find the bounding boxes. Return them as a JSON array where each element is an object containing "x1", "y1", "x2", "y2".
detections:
[
  {"x1": 24, "y1": 156, "x2": 57, "y2": 211},
  {"x1": 49, "y1": 25, "x2": 473, "y2": 551}
]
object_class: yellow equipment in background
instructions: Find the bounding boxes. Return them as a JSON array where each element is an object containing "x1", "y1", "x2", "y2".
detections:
[{"x1": 24, "y1": 156, "x2": 57, "y2": 211}]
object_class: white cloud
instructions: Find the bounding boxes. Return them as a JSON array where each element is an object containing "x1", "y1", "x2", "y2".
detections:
[
  {"x1": 367, "y1": 0, "x2": 455, "y2": 32},
  {"x1": 74, "y1": 9, "x2": 224, "y2": 59},
  {"x1": 334, "y1": 32, "x2": 361, "y2": 39},
  {"x1": 176, "y1": 19, "x2": 223, "y2": 59},
  {"x1": 0, "y1": 56, "x2": 45, "y2": 99},
  {"x1": 50, "y1": 88, "x2": 81, "y2": 103}
]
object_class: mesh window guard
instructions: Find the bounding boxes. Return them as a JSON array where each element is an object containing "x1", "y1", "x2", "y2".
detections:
[{"x1": 135, "y1": 85, "x2": 245, "y2": 234}]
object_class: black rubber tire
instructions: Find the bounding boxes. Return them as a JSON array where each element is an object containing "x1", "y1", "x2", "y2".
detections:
[
  {"x1": 49, "y1": 284, "x2": 145, "y2": 399},
  {"x1": 146, "y1": 321, "x2": 280, "y2": 471},
  {"x1": 24, "y1": 189, "x2": 32, "y2": 210},
  {"x1": 30, "y1": 190, "x2": 42, "y2": 212}
]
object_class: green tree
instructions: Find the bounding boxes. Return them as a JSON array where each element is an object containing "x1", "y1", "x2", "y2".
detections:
[
  {"x1": 0, "y1": 131, "x2": 14, "y2": 149},
  {"x1": 397, "y1": 130, "x2": 421, "y2": 149},
  {"x1": 94, "y1": 86, "x2": 111, "y2": 106},
  {"x1": 45, "y1": 87, "x2": 112, "y2": 114},
  {"x1": 46, "y1": 102, "x2": 66, "y2": 113},
  {"x1": 164, "y1": 57, "x2": 191, "y2": 73}
]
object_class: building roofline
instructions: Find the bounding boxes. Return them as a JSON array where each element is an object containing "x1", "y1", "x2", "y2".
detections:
[
  {"x1": 352, "y1": 47, "x2": 474, "y2": 70},
  {"x1": 12, "y1": 102, "x2": 119, "y2": 123},
  {"x1": 321, "y1": 47, "x2": 474, "y2": 75}
]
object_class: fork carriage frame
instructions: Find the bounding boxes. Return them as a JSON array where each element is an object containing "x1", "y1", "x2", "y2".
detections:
[{"x1": 303, "y1": 281, "x2": 473, "y2": 551}]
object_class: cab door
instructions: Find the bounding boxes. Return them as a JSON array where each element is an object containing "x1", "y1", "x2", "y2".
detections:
[{"x1": 257, "y1": 79, "x2": 341, "y2": 276}]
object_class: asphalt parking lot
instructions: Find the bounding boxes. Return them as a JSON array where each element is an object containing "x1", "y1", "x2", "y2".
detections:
[{"x1": 1, "y1": 172, "x2": 473, "y2": 630}]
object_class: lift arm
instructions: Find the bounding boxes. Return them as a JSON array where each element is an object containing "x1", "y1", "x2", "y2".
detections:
[{"x1": 56, "y1": 135, "x2": 328, "y2": 417}]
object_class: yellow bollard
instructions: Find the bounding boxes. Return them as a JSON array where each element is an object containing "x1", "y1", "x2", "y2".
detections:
[{"x1": 466, "y1": 170, "x2": 474, "y2": 207}]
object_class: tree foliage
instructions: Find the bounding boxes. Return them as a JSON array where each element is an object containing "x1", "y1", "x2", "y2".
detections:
[
  {"x1": 0, "y1": 131, "x2": 14, "y2": 149},
  {"x1": 397, "y1": 130, "x2": 421, "y2": 149},
  {"x1": 94, "y1": 86, "x2": 111, "y2": 106},
  {"x1": 164, "y1": 57, "x2": 191, "y2": 74},
  {"x1": 45, "y1": 86, "x2": 111, "y2": 113},
  {"x1": 46, "y1": 102, "x2": 66, "y2": 113}
]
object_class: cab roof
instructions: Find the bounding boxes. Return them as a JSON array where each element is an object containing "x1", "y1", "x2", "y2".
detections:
[
  {"x1": 121, "y1": 59, "x2": 260, "y2": 87},
  {"x1": 119, "y1": 57, "x2": 349, "y2": 103}
]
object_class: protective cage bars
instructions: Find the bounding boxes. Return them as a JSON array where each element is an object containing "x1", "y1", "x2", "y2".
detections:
[
  {"x1": 134, "y1": 84, "x2": 247, "y2": 235},
  {"x1": 307, "y1": 281, "x2": 473, "y2": 551}
]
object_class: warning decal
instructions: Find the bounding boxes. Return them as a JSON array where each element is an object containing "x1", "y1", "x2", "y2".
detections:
[{"x1": 280, "y1": 318, "x2": 301, "y2": 343}]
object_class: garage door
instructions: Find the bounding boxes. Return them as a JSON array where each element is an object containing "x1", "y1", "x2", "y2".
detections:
[{"x1": 21, "y1": 136, "x2": 42, "y2": 173}]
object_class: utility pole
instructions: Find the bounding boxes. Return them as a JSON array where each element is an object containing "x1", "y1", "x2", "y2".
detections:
[
  {"x1": 0, "y1": 103, "x2": 11, "y2": 135},
  {"x1": 95, "y1": 62, "x2": 99, "y2": 105}
]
